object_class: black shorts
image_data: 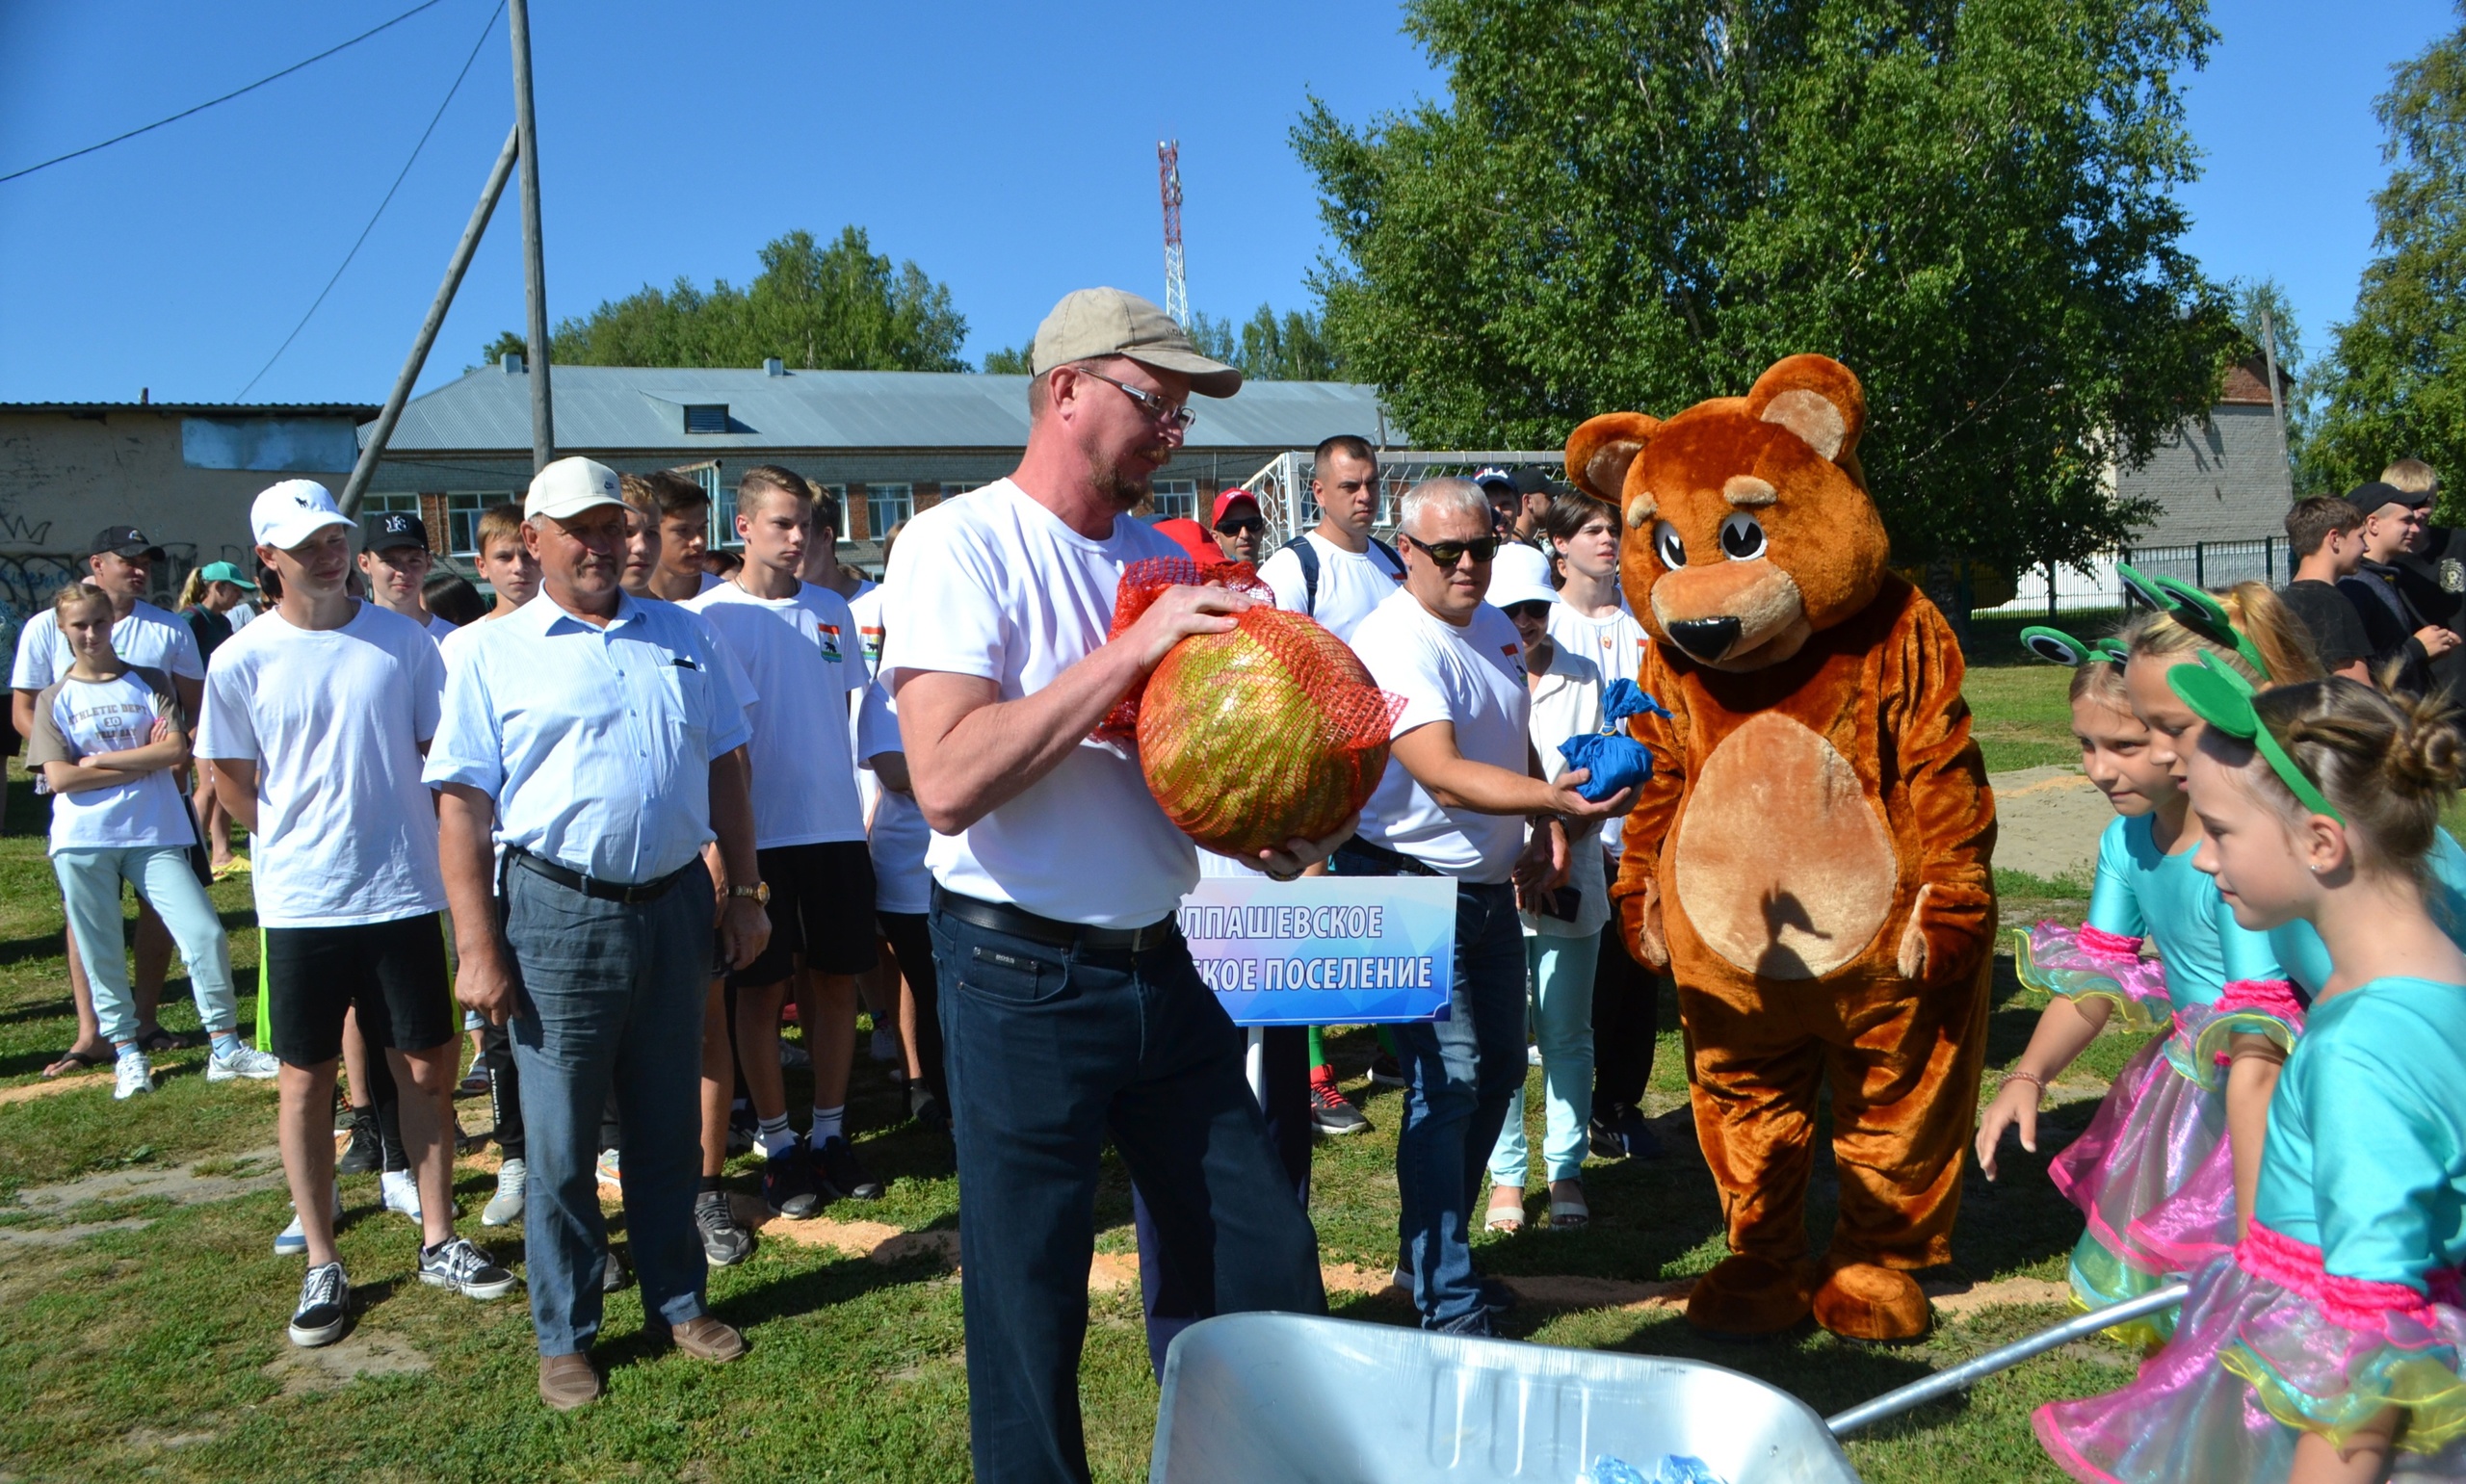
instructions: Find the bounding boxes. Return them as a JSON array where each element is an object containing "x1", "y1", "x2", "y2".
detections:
[
  {"x1": 729, "y1": 840, "x2": 879, "y2": 988},
  {"x1": 265, "y1": 913, "x2": 455, "y2": 1067}
]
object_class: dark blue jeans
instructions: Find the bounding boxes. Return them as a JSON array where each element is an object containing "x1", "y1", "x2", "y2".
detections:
[
  {"x1": 506, "y1": 861, "x2": 712, "y2": 1357},
  {"x1": 1328, "y1": 846, "x2": 1527, "y2": 1331},
  {"x1": 931, "y1": 900, "x2": 1325, "y2": 1484}
]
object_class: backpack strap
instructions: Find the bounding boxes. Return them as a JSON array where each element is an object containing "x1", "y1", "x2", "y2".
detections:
[
  {"x1": 1369, "y1": 536, "x2": 1404, "y2": 576},
  {"x1": 1278, "y1": 534, "x2": 1321, "y2": 615}
]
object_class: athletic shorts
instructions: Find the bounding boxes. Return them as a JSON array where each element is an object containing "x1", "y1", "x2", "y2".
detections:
[
  {"x1": 729, "y1": 840, "x2": 879, "y2": 988},
  {"x1": 265, "y1": 913, "x2": 455, "y2": 1067}
]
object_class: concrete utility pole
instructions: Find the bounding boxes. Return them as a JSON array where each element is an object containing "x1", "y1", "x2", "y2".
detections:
[
  {"x1": 509, "y1": 0, "x2": 554, "y2": 471},
  {"x1": 340, "y1": 124, "x2": 521, "y2": 517},
  {"x1": 2259, "y1": 303, "x2": 2293, "y2": 483}
]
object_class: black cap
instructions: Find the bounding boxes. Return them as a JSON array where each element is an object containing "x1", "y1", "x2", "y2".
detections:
[
  {"x1": 89, "y1": 524, "x2": 164, "y2": 560},
  {"x1": 1510, "y1": 466, "x2": 1551, "y2": 497},
  {"x1": 2349, "y1": 481, "x2": 2432, "y2": 512},
  {"x1": 1471, "y1": 465, "x2": 1517, "y2": 492},
  {"x1": 360, "y1": 509, "x2": 431, "y2": 553}
]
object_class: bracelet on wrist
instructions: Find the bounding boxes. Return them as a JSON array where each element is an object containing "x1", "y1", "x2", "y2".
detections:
[{"x1": 2003, "y1": 1069, "x2": 2046, "y2": 1097}]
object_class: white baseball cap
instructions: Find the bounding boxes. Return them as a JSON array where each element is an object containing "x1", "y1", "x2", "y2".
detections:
[
  {"x1": 525, "y1": 456, "x2": 625, "y2": 522},
  {"x1": 250, "y1": 480, "x2": 353, "y2": 551},
  {"x1": 1486, "y1": 541, "x2": 1561, "y2": 610}
]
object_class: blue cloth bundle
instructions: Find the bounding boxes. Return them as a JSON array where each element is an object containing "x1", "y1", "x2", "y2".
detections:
[{"x1": 1557, "y1": 679, "x2": 1666, "y2": 802}]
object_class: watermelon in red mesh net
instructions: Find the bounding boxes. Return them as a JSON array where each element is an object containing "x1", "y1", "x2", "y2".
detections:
[{"x1": 1097, "y1": 558, "x2": 1404, "y2": 859}]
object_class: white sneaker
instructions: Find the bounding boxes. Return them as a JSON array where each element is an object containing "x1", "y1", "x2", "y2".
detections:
[
  {"x1": 869, "y1": 1027, "x2": 903, "y2": 1064},
  {"x1": 113, "y1": 1051, "x2": 152, "y2": 1100},
  {"x1": 483, "y1": 1158, "x2": 526, "y2": 1227},
  {"x1": 380, "y1": 1168, "x2": 423, "y2": 1222},
  {"x1": 274, "y1": 1186, "x2": 345, "y2": 1256},
  {"x1": 207, "y1": 1041, "x2": 282, "y2": 1081}
]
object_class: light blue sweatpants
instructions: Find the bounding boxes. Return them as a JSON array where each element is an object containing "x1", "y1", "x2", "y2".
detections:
[
  {"x1": 53, "y1": 846, "x2": 236, "y2": 1046},
  {"x1": 1487, "y1": 929, "x2": 1601, "y2": 1187}
]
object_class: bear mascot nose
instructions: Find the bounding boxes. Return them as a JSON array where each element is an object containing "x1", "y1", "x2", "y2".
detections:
[{"x1": 1666, "y1": 615, "x2": 1741, "y2": 661}]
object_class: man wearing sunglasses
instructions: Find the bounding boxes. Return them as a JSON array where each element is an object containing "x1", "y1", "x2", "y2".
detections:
[
  {"x1": 881, "y1": 287, "x2": 1338, "y2": 1484},
  {"x1": 1334, "y1": 477, "x2": 1632, "y2": 1336},
  {"x1": 1209, "y1": 489, "x2": 1265, "y2": 566}
]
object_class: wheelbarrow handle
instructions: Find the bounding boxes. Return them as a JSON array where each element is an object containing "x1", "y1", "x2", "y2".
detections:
[{"x1": 1823, "y1": 1281, "x2": 2191, "y2": 1437}]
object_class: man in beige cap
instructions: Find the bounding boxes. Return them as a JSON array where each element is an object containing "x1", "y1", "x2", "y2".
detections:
[
  {"x1": 881, "y1": 289, "x2": 1340, "y2": 1484},
  {"x1": 429, "y1": 456, "x2": 769, "y2": 1408}
]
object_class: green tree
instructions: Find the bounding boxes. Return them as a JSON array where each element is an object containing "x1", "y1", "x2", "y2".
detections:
[
  {"x1": 551, "y1": 227, "x2": 969, "y2": 372},
  {"x1": 1295, "y1": 0, "x2": 2238, "y2": 576},
  {"x1": 2305, "y1": 10, "x2": 2466, "y2": 510},
  {"x1": 1188, "y1": 304, "x2": 1347, "y2": 380},
  {"x1": 471, "y1": 328, "x2": 528, "y2": 371},
  {"x1": 980, "y1": 344, "x2": 1035, "y2": 374}
]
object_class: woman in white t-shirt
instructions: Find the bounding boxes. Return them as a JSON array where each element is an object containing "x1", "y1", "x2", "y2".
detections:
[
  {"x1": 1483, "y1": 546, "x2": 1611, "y2": 1233},
  {"x1": 25, "y1": 586, "x2": 276, "y2": 1100}
]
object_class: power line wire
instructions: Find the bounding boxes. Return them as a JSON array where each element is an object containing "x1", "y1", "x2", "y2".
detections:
[
  {"x1": 237, "y1": 2, "x2": 504, "y2": 400},
  {"x1": 0, "y1": 0, "x2": 455, "y2": 185}
]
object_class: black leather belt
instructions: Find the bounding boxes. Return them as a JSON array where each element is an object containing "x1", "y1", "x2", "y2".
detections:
[
  {"x1": 511, "y1": 847, "x2": 698, "y2": 905},
  {"x1": 1334, "y1": 837, "x2": 1442, "y2": 878},
  {"x1": 931, "y1": 884, "x2": 1180, "y2": 954}
]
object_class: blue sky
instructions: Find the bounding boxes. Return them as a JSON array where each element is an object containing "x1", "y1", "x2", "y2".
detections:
[{"x1": 0, "y1": 0, "x2": 2453, "y2": 407}]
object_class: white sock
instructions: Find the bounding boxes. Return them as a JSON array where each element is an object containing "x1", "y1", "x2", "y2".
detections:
[
  {"x1": 755, "y1": 1113, "x2": 797, "y2": 1159},
  {"x1": 210, "y1": 1030, "x2": 242, "y2": 1055},
  {"x1": 811, "y1": 1105, "x2": 845, "y2": 1145},
  {"x1": 115, "y1": 1041, "x2": 143, "y2": 1062}
]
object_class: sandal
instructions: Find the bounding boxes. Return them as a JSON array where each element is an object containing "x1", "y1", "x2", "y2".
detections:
[
  {"x1": 133, "y1": 1026, "x2": 186, "y2": 1054},
  {"x1": 1547, "y1": 1185, "x2": 1590, "y2": 1230},
  {"x1": 41, "y1": 1047, "x2": 110, "y2": 1079},
  {"x1": 1484, "y1": 1189, "x2": 1526, "y2": 1234}
]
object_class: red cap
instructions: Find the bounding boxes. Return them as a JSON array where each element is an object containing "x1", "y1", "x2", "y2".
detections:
[
  {"x1": 1151, "y1": 517, "x2": 1218, "y2": 564},
  {"x1": 1211, "y1": 489, "x2": 1262, "y2": 527}
]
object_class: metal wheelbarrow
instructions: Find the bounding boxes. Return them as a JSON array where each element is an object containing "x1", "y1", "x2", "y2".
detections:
[{"x1": 1148, "y1": 1282, "x2": 2188, "y2": 1483}]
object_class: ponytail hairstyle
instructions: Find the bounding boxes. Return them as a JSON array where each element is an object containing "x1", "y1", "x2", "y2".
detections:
[
  {"x1": 2248, "y1": 679, "x2": 2466, "y2": 883},
  {"x1": 175, "y1": 567, "x2": 208, "y2": 612},
  {"x1": 2124, "y1": 580, "x2": 2324, "y2": 689}
]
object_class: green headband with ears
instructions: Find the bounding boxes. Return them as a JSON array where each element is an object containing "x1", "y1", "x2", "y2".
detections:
[
  {"x1": 2118, "y1": 562, "x2": 2271, "y2": 680},
  {"x1": 2166, "y1": 653, "x2": 2344, "y2": 822},
  {"x1": 2020, "y1": 625, "x2": 2129, "y2": 668}
]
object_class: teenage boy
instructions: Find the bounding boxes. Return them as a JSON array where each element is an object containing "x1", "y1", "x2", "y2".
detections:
[
  {"x1": 357, "y1": 511, "x2": 456, "y2": 643},
  {"x1": 2280, "y1": 496, "x2": 2373, "y2": 681},
  {"x1": 14, "y1": 525, "x2": 200, "y2": 1076},
  {"x1": 686, "y1": 465, "x2": 882, "y2": 1215},
  {"x1": 201, "y1": 480, "x2": 513, "y2": 1349},
  {"x1": 800, "y1": 486, "x2": 873, "y2": 604},
  {"x1": 637, "y1": 469, "x2": 718, "y2": 602},
  {"x1": 2339, "y1": 481, "x2": 2458, "y2": 698}
]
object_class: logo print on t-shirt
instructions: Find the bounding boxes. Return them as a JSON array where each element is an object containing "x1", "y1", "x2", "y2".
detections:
[
  {"x1": 1501, "y1": 643, "x2": 1520, "y2": 659},
  {"x1": 859, "y1": 624, "x2": 883, "y2": 665},
  {"x1": 816, "y1": 622, "x2": 844, "y2": 663}
]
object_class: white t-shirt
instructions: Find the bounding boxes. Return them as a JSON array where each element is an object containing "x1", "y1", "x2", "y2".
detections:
[
  {"x1": 685, "y1": 577, "x2": 866, "y2": 849},
  {"x1": 1351, "y1": 589, "x2": 1533, "y2": 883},
  {"x1": 197, "y1": 601, "x2": 447, "y2": 928},
  {"x1": 12, "y1": 599, "x2": 204, "y2": 694},
  {"x1": 228, "y1": 602, "x2": 257, "y2": 632},
  {"x1": 847, "y1": 583, "x2": 885, "y2": 673},
  {"x1": 879, "y1": 479, "x2": 1195, "y2": 927},
  {"x1": 1547, "y1": 599, "x2": 1651, "y2": 858},
  {"x1": 1521, "y1": 641, "x2": 1612, "y2": 937},
  {"x1": 855, "y1": 680, "x2": 931, "y2": 916},
  {"x1": 424, "y1": 612, "x2": 458, "y2": 645},
  {"x1": 1257, "y1": 532, "x2": 1406, "y2": 643},
  {"x1": 26, "y1": 667, "x2": 191, "y2": 852}
]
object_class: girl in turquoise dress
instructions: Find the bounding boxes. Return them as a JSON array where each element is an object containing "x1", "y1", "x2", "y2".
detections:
[
  {"x1": 2038, "y1": 673, "x2": 2466, "y2": 1484},
  {"x1": 1983, "y1": 585, "x2": 2320, "y2": 1341}
]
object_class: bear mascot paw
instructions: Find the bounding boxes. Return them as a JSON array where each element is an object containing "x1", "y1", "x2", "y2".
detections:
[{"x1": 1573, "y1": 354, "x2": 1997, "y2": 1343}]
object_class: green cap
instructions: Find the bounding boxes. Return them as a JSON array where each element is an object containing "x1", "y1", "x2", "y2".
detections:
[{"x1": 195, "y1": 560, "x2": 256, "y2": 589}]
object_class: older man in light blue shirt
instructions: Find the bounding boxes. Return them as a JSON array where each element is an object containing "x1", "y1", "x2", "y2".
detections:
[{"x1": 428, "y1": 456, "x2": 770, "y2": 1412}]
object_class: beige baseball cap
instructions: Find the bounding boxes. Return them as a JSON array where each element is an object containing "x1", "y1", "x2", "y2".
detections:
[
  {"x1": 525, "y1": 456, "x2": 626, "y2": 522},
  {"x1": 1031, "y1": 287, "x2": 1243, "y2": 398}
]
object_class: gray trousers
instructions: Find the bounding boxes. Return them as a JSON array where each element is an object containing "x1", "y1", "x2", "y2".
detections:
[{"x1": 506, "y1": 859, "x2": 712, "y2": 1356}]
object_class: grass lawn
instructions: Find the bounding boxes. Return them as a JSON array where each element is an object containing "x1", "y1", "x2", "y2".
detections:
[{"x1": 0, "y1": 728, "x2": 2147, "y2": 1481}]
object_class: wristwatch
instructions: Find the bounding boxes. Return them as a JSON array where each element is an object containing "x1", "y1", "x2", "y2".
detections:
[{"x1": 728, "y1": 882, "x2": 771, "y2": 904}]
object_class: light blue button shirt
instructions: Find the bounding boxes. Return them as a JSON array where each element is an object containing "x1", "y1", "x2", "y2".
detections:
[{"x1": 424, "y1": 591, "x2": 751, "y2": 885}]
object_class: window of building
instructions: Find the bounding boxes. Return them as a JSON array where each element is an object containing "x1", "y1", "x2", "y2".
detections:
[
  {"x1": 1150, "y1": 479, "x2": 1197, "y2": 521},
  {"x1": 362, "y1": 492, "x2": 422, "y2": 516},
  {"x1": 942, "y1": 481, "x2": 984, "y2": 499},
  {"x1": 684, "y1": 404, "x2": 729, "y2": 434},
  {"x1": 445, "y1": 491, "x2": 509, "y2": 557},
  {"x1": 868, "y1": 483, "x2": 913, "y2": 539}
]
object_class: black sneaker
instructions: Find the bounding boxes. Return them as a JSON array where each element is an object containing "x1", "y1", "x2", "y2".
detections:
[
  {"x1": 1589, "y1": 1104, "x2": 1665, "y2": 1161},
  {"x1": 1368, "y1": 1053, "x2": 1405, "y2": 1088},
  {"x1": 1309, "y1": 1080, "x2": 1372, "y2": 1135},
  {"x1": 813, "y1": 1134, "x2": 884, "y2": 1201},
  {"x1": 336, "y1": 1107, "x2": 381, "y2": 1174},
  {"x1": 601, "y1": 1246, "x2": 630, "y2": 1292},
  {"x1": 906, "y1": 1083, "x2": 950, "y2": 1133},
  {"x1": 695, "y1": 1190, "x2": 755, "y2": 1266},
  {"x1": 419, "y1": 1237, "x2": 518, "y2": 1300},
  {"x1": 762, "y1": 1144, "x2": 824, "y2": 1218},
  {"x1": 726, "y1": 1104, "x2": 756, "y2": 1157},
  {"x1": 288, "y1": 1261, "x2": 352, "y2": 1347}
]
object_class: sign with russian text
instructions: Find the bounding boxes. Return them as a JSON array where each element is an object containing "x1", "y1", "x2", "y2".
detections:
[{"x1": 1178, "y1": 875, "x2": 1456, "y2": 1027}]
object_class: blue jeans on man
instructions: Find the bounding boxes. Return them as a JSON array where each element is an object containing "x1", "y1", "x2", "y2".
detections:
[
  {"x1": 1328, "y1": 843, "x2": 1527, "y2": 1332},
  {"x1": 506, "y1": 859, "x2": 714, "y2": 1356},
  {"x1": 931, "y1": 896, "x2": 1325, "y2": 1484}
]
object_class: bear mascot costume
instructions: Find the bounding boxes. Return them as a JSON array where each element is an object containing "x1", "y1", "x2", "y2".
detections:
[{"x1": 1566, "y1": 353, "x2": 1997, "y2": 1342}]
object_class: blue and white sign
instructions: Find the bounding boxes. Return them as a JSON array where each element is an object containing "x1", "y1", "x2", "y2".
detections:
[{"x1": 1178, "y1": 875, "x2": 1456, "y2": 1027}]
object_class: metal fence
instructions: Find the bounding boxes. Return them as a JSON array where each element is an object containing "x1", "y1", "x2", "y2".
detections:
[
  {"x1": 1236, "y1": 451, "x2": 1566, "y2": 550},
  {"x1": 1971, "y1": 538, "x2": 2295, "y2": 619}
]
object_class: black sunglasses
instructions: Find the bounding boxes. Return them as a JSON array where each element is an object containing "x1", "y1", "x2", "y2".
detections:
[
  {"x1": 1216, "y1": 516, "x2": 1266, "y2": 536},
  {"x1": 1400, "y1": 532, "x2": 1500, "y2": 567}
]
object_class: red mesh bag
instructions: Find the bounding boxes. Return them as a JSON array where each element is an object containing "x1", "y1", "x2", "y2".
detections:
[{"x1": 1096, "y1": 558, "x2": 1404, "y2": 858}]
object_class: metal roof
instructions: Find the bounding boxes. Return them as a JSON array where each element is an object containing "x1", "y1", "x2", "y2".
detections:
[
  {"x1": 3, "y1": 402, "x2": 378, "y2": 417},
  {"x1": 369, "y1": 364, "x2": 1397, "y2": 453}
]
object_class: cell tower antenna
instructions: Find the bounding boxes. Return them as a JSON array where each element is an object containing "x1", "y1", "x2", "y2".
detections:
[{"x1": 1158, "y1": 139, "x2": 1189, "y2": 327}]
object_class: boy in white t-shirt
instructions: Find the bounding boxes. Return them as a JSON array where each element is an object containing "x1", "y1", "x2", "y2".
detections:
[
  {"x1": 357, "y1": 510, "x2": 458, "y2": 644},
  {"x1": 202, "y1": 480, "x2": 514, "y2": 1350}
]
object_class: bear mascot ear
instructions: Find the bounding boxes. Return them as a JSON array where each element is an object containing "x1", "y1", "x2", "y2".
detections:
[
  {"x1": 1745, "y1": 354, "x2": 1866, "y2": 463},
  {"x1": 1565, "y1": 412, "x2": 1664, "y2": 529}
]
